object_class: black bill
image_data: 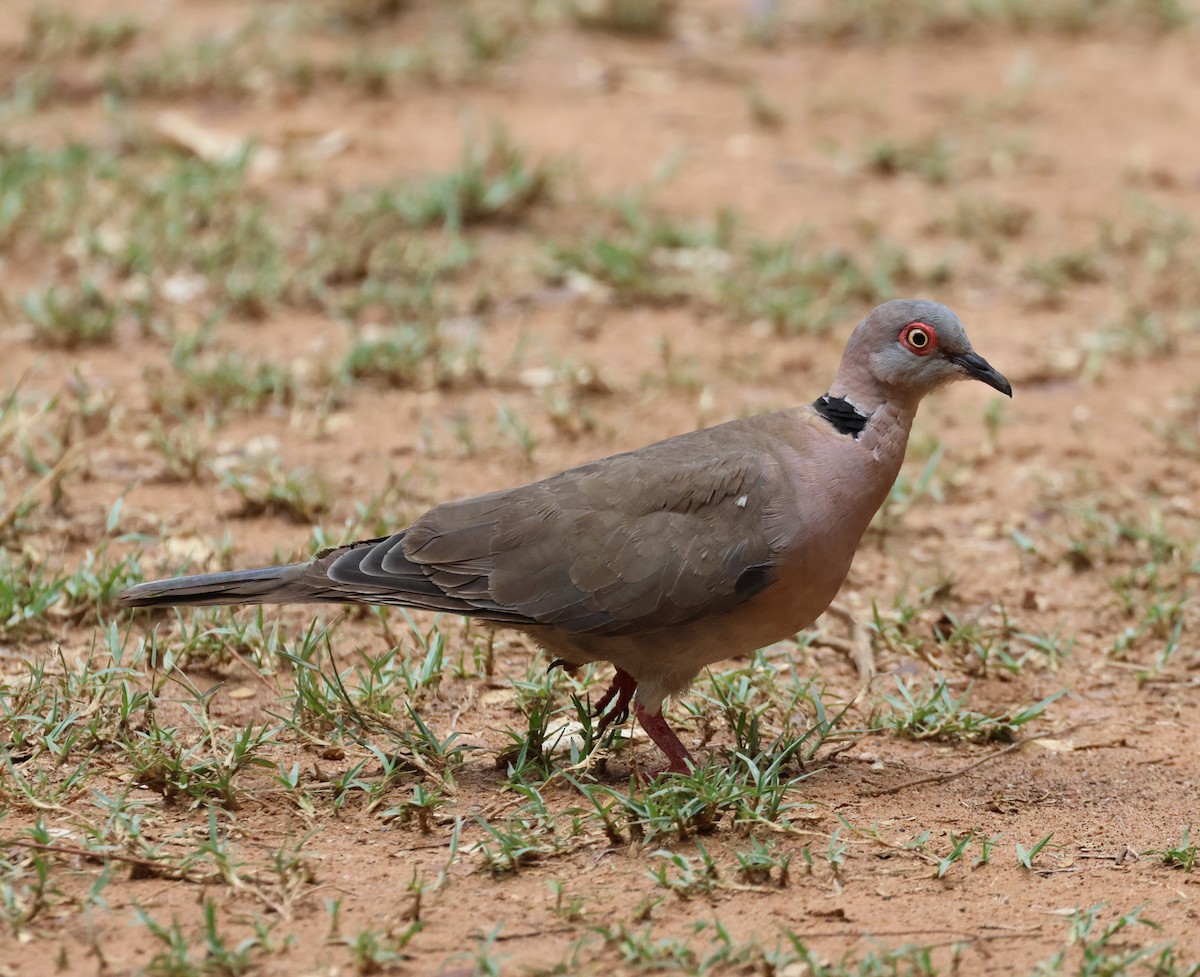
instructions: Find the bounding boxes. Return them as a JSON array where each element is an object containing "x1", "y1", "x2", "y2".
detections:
[{"x1": 952, "y1": 350, "x2": 1012, "y2": 397}]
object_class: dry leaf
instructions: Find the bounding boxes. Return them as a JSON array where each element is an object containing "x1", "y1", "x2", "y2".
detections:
[{"x1": 154, "y1": 110, "x2": 280, "y2": 178}]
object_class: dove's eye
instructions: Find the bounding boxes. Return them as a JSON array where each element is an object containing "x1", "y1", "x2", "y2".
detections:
[{"x1": 900, "y1": 323, "x2": 936, "y2": 356}]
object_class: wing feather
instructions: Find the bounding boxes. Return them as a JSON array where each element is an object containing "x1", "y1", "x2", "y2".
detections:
[{"x1": 299, "y1": 415, "x2": 797, "y2": 634}]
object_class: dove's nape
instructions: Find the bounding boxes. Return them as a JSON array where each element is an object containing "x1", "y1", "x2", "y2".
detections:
[{"x1": 120, "y1": 299, "x2": 1010, "y2": 776}]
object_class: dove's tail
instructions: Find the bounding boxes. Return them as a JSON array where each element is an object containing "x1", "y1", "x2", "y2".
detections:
[{"x1": 118, "y1": 563, "x2": 313, "y2": 608}]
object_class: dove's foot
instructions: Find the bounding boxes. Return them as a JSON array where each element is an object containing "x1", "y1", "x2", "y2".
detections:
[
  {"x1": 593, "y1": 668, "x2": 637, "y2": 734},
  {"x1": 634, "y1": 704, "x2": 693, "y2": 775}
]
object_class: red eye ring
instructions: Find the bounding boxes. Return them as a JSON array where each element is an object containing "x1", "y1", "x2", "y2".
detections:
[{"x1": 900, "y1": 322, "x2": 937, "y2": 356}]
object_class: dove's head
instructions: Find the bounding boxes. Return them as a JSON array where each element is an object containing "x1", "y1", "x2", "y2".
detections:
[{"x1": 837, "y1": 299, "x2": 1011, "y2": 407}]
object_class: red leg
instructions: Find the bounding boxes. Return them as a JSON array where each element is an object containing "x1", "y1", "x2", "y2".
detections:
[
  {"x1": 635, "y1": 704, "x2": 693, "y2": 775},
  {"x1": 593, "y1": 668, "x2": 638, "y2": 734}
]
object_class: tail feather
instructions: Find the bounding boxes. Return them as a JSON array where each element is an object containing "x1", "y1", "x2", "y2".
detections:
[
  {"x1": 117, "y1": 532, "x2": 531, "y2": 624},
  {"x1": 119, "y1": 563, "x2": 314, "y2": 608}
]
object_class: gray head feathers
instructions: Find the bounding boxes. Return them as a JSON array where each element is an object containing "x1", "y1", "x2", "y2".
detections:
[{"x1": 832, "y1": 299, "x2": 1011, "y2": 408}]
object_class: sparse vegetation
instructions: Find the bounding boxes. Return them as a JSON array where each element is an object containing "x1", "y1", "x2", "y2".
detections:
[
  {"x1": 802, "y1": 0, "x2": 1191, "y2": 40},
  {"x1": 1147, "y1": 827, "x2": 1198, "y2": 872},
  {"x1": 874, "y1": 677, "x2": 1064, "y2": 742},
  {"x1": 864, "y1": 135, "x2": 955, "y2": 184},
  {"x1": 2, "y1": 0, "x2": 1199, "y2": 973}
]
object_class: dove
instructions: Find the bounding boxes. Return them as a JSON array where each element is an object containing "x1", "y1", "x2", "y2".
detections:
[{"x1": 120, "y1": 299, "x2": 1010, "y2": 774}]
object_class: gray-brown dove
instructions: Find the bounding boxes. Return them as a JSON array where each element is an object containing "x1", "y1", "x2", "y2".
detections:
[{"x1": 120, "y1": 300, "x2": 1011, "y2": 774}]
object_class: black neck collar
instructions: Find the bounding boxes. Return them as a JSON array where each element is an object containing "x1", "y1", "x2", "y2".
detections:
[{"x1": 812, "y1": 394, "x2": 870, "y2": 439}]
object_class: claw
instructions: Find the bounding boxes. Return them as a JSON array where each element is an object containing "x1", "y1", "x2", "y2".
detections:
[
  {"x1": 588, "y1": 670, "x2": 695, "y2": 776},
  {"x1": 593, "y1": 668, "x2": 638, "y2": 735}
]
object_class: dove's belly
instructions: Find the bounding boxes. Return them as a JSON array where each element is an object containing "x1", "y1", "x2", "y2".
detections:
[{"x1": 530, "y1": 527, "x2": 859, "y2": 713}]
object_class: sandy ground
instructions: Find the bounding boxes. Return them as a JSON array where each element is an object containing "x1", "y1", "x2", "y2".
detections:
[{"x1": 1, "y1": 2, "x2": 1198, "y2": 975}]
